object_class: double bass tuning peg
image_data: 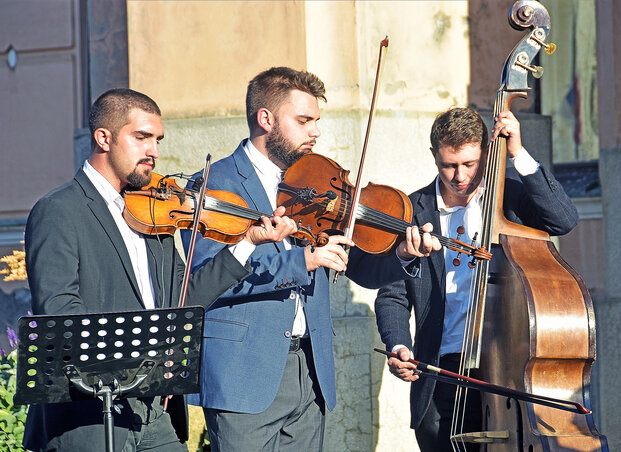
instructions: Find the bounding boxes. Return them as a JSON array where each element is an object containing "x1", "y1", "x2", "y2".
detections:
[
  {"x1": 531, "y1": 34, "x2": 557, "y2": 55},
  {"x1": 515, "y1": 52, "x2": 545, "y2": 79}
]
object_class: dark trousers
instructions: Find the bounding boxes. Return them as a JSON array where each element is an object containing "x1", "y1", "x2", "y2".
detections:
[
  {"x1": 122, "y1": 397, "x2": 187, "y2": 452},
  {"x1": 415, "y1": 354, "x2": 482, "y2": 452},
  {"x1": 205, "y1": 339, "x2": 325, "y2": 452}
]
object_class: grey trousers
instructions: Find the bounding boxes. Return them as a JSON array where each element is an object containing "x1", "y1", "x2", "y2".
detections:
[
  {"x1": 204, "y1": 342, "x2": 325, "y2": 452},
  {"x1": 122, "y1": 397, "x2": 188, "y2": 452}
]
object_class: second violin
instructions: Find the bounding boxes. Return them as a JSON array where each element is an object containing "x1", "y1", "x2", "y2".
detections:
[{"x1": 277, "y1": 153, "x2": 491, "y2": 263}]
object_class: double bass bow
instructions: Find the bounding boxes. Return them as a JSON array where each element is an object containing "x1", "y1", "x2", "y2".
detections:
[{"x1": 451, "y1": 1, "x2": 607, "y2": 450}]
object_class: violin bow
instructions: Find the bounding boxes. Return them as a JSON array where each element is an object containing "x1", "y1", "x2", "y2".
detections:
[
  {"x1": 374, "y1": 348, "x2": 590, "y2": 415},
  {"x1": 334, "y1": 36, "x2": 389, "y2": 282},
  {"x1": 163, "y1": 155, "x2": 211, "y2": 412},
  {"x1": 178, "y1": 154, "x2": 212, "y2": 309}
]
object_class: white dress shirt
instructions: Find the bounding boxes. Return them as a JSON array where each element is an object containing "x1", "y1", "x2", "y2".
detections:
[
  {"x1": 83, "y1": 161, "x2": 156, "y2": 309},
  {"x1": 438, "y1": 147, "x2": 539, "y2": 355}
]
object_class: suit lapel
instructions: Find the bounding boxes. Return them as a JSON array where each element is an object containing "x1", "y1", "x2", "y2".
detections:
[
  {"x1": 233, "y1": 143, "x2": 286, "y2": 253},
  {"x1": 75, "y1": 170, "x2": 145, "y2": 307},
  {"x1": 412, "y1": 179, "x2": 446, "y2": 297}
]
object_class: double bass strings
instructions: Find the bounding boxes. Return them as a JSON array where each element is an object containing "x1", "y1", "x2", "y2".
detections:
[{"x1": 450, "y1": 90, "x2": 504, "y2": 450}]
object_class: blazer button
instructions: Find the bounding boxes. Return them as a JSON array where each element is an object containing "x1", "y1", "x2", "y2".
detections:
[{"x1": 284, "y1": 330, "x2": 291, "y2": 338}]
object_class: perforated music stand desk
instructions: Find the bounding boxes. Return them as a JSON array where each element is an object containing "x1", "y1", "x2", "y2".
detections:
[{"x1": 14, "y1": 306, "x2": 204, "y2": 452}]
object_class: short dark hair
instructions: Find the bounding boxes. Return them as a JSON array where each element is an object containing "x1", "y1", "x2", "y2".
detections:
[
  {"x1": 88, "y1": 88, "x2": 161, "y2": 150},
  {"x1": 430, "y1": 107, "x2": 488, "y2": 155},
  {"x1": 245, "y1": 67, "x2": 326, "y2": 131}
]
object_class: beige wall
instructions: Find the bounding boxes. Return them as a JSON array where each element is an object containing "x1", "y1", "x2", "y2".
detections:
[{"x1": 128, "y1": 1, "x2": 307, "y2": 118}]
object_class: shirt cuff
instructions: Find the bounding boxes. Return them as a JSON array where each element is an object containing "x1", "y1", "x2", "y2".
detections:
[
  {"x1": 395, "y1": 248, "x2": 421, "y2": 278},
  {"x1": 228, "y1": 240, "x2": 256, "y2": 265},
  {"x1": 396, "y1": 250, "x2": 414, "y2": 268},
  {"x1": 510, "y1": 147, "x2": 540, "y2": 176}
]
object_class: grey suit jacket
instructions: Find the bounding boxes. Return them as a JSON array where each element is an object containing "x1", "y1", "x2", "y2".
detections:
[
  {"x1": 22, "y1": 169, "x2": 251, "y2": 451},
  {"x1": 374, "y1": 165, "x2": 579, "y2": 429}
]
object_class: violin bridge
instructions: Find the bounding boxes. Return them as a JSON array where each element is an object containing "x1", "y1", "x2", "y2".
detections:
[
  {"x1": 325, "y1": 198, "x2": 337, "y2": 212},
  {"x1": 450, "y1": 430, "x2": 509, "y2": 444}
]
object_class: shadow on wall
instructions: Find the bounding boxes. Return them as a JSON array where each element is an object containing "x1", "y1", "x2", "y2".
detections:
[{"x1": 325, "y1": 276, "x2": 381, "y2": 452}]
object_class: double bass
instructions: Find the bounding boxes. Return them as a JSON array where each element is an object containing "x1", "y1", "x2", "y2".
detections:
[{"x1": 451, "y1": 1, "x2": 608, "y2": 451}]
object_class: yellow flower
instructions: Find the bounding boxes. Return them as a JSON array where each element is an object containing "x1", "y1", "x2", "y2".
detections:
[{"x1": 0, "y1": 250, "x2": 27, "y2": 281}]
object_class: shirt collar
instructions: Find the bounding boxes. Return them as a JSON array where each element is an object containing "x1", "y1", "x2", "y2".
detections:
[
  {"x1": 83, "y1": 160, "x2": 125, "y2": 213},
  {"x1": 435, "y1": 176, "x2": 486, "y2": 214}
]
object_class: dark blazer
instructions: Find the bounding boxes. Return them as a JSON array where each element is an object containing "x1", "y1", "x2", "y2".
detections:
[
  {"x1": 182, "y1": 141, "x2": 408, "y2": 414},
  {"x1": 22, "y1": 169, "x2": 251, "y2": 451},
  {"x1": 374, "y1": 165, "x2": 579, "y2": 429}
]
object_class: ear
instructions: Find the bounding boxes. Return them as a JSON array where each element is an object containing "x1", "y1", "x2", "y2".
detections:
[
  {"x1": 94, "y1": 128, "x2": 113, "y2": 152},
  {"x1": 256, "y1": 108, "x2": 274, "y2": 134}
]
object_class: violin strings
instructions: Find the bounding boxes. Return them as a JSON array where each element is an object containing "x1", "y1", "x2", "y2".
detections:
[
  {"x1": 162, "y1": 182, "x2": 270, "y2": 222},
  {"x1": 278, "y1": 186, "x2": 478, "y2": 255},
  {"x1": 202, "y1": 195, "x2": 267, "y2": 221}
]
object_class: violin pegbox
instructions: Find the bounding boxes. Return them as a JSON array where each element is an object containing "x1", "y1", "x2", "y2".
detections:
[{"x1": 503, "y1": 0, "x2": 555, "y2": 91}]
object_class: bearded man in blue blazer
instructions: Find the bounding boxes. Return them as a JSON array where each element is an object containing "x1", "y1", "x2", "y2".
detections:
[{"x1": 183, "y1": 67, "x2": 441, "y2": 451}]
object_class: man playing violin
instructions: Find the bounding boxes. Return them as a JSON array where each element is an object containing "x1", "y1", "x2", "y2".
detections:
[
  {"x1": 22, "y1": 88, "x2": 297, "y2": 452},
  {"x1": 182, "y1": 66, "x2": 441, "y2": 451},
  {"x1": 375, "y1": 106, "x2": 579, "y2": 452}
]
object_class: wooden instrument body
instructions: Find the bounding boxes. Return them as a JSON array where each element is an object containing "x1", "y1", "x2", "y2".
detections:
[
  {"x1": 474, "y1": 235, "x2": 607, "y2": 451},
  {"x1": 123, "y1": 174, "x2": 252, "y2": 245},
  {"x1": 277, "y1": 152, "x2": 412, "y2": 255}
]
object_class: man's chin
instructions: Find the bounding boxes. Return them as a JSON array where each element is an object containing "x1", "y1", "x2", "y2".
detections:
[{"x1": 127, "y1": 169, "x2": 153, "y2": 189}]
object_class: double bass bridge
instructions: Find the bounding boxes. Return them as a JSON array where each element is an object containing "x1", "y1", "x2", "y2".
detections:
[{"x1": 451, "y1": 430, "x2": 509, "y2": 444}]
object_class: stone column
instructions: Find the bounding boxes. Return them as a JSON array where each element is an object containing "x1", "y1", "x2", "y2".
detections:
[{"x1": 596, "y1": 0, "x2": 621, "y2": 449}]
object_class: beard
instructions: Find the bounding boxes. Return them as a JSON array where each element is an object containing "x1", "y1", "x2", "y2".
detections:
[
  {"x1": 126, "y1": 158, "x2": 155, "y2": 189},
  {"x1": 265, "y1": 122, "x2": 309, "y2": 168}
]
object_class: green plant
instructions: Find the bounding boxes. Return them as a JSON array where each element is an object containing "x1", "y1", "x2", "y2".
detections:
[
  {"x1": 1, "y1": 250, "x2": 29, "y2": 450},
  {"x1": 0, "y1": 343, "x2": 28, "y2": 451}
]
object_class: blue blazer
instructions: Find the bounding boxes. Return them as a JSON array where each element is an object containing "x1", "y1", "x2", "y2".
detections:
[
  {"x1": 374, "y1": 166, "x2": 579, "y2": 429},
  {"x1": 184, "y1": 141, "x2": 408, "y2": 413}
]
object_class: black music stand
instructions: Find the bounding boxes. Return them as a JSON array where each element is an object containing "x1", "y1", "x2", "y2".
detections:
[{"x1": 13, "y1": 306, "x2": 204, "y2": 452}]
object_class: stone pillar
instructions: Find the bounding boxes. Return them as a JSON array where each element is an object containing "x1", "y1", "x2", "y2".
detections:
[
  {"x1": 596, "y1": 0, "x2": 621, "y2": 448},
  {"x1": 598, "y1": 147, "x2": 621, "y2": 449}
]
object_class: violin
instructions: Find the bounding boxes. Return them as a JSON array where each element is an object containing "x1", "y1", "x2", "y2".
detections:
[
  {"x1": 276, "y1": 153, "x2": 491, "y2": 263},
  {"x1": 123, "y1": 172, "x2": 325, "y2": 246}
]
